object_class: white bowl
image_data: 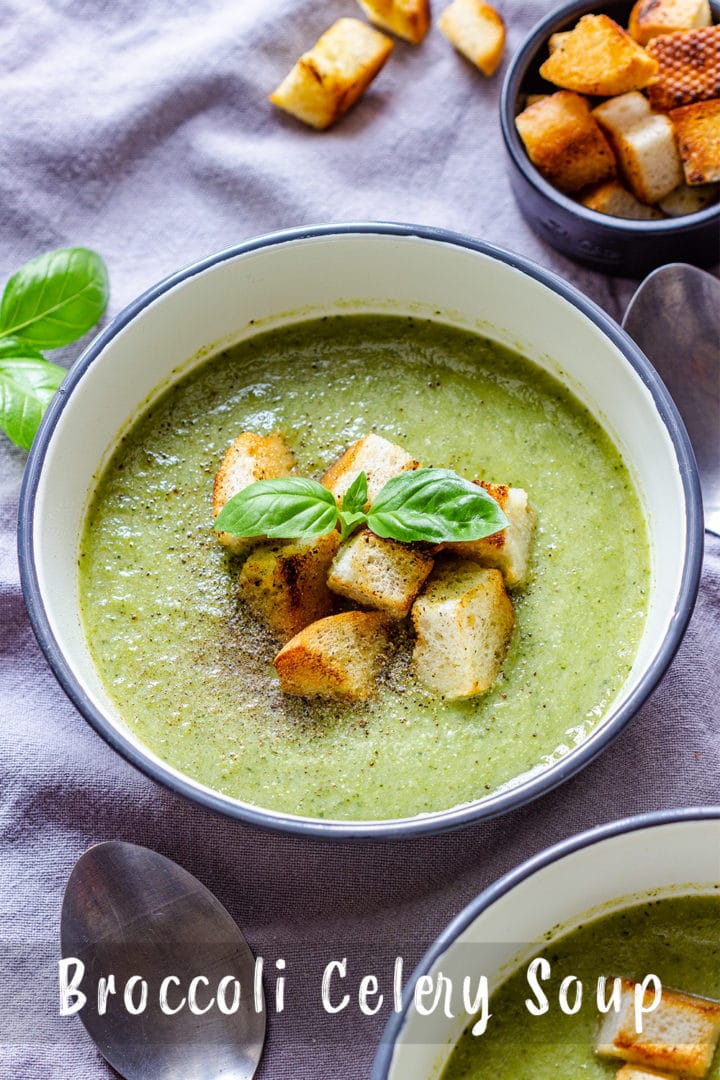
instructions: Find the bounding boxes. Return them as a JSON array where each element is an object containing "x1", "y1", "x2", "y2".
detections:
[
  {"x1": 18, "y1": 224, "x2": 703, "y2": 839},
  {"x1": 373, "y1": 808, "x2": 720, "y2": 1078}
]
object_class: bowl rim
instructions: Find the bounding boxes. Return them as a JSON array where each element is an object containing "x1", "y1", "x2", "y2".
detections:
[
  {"x1": 371, "y1": 805, "x2": 720, "y2": 1078},
  {"x1": 17, "y1": 221, "x2": 704, "y2": 840},
  {"x1": 499, "y1": 0, "x2": 720, "y2": 235}
]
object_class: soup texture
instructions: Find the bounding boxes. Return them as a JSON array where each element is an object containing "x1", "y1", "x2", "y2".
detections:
[
  {"x1": 442, "y1": 894, "x2": 720, "y2": 1079},
  {"x1": 79, "y1": 315, "x2": 648, "y2": 820}
]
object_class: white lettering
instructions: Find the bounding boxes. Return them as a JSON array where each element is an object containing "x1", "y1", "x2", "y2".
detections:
[
  {"x1": 159, "y1": 976, "x2": 185, "y2": 1016},
  {"x1": 58, "y1": 958, "x2": 86, "y2": 1016},
  {"x1": 559, "y1": 976, "x2": 583, "y2": 1015},
  {"x1": 525, "y1": 958, "x2": 551, "y2": 1017},
  {"x1": 123, "y1": 976, "x2": 148, "y2": 1015},
  {"x1": 635, "y1": 975, "x2": 662, "y2": 1033},
  {"x1": 322, "y1": 959, "x2": 350, "y2": 1014},
  {"x1": 217, "y1": 976, "x2": 241, "y2": 1015}
]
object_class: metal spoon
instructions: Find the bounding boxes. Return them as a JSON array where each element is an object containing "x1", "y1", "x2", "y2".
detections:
[
  {"x1": 623, "y1": 263, "x2": 720, "y2": 536},
  {"x1": 61, "y1": 841, "x2": 266, "y2": 1079}
]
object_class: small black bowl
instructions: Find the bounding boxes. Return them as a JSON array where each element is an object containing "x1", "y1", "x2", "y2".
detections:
[{"x1": 500, "y1": 0, "x2": 720, "y2": 276}]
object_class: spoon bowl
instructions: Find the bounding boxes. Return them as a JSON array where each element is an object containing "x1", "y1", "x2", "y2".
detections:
[
  {"x1": 623, "y1": 263, "x2": 720, "y2": 537},
  {"x1": 61, "y1": 841, "x2": 266, "y2": 1079}
]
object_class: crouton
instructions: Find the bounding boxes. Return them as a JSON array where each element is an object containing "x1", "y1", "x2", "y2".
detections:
[
  {"x1": 647, "y1": 26, "x2": 720, "y2": 110},
  {"x1": 615, "y1": 1068, "x2": 677, "y2": 1080},
  {"x1": 412, "y1": 559, "x2": 514, "y2": 699},
  {"x1": 594, "y1": 92, "x2": 683, "y2": 203},
  {"x1": 628, "y1": 0, "x2": 711, "y2": 46},
  {"x1": 548, "y1": 30, "x2": 572, "y2": 52},
  {"x1": 322, "y1": 433, "x2": 420, "y2": 506},
  {"x1": 355, "y1": 0, "x2": 431, "y2": 44},
  {"x1": 213, "y1": 432, "x2": 294, "y2": 555},
  {"x1": 328, "y1": 529, "x2": 434, "y2": 617},
  {"x1": 439, "y1": 0, "x2": 506, "y2": 77},
  {"x1": 539, "y1": 14, "x2": 659, "y2": 95},
  {"x1": 515, "y1": 91, "x2": 617, "y2": 194},
  {"x1": 671, "y1": 99, "x2": 720, "y2": 184},
  {"x1": 269, "y1": 18, "x2": 393, "y2": 130},
  {"x1": 595, "y1": 978, "x2": 720, "y2": 1078},
  {"x1": 238, "y1": 531, "x2": 340, "y2": 642},
  {"x1": 443, "y1": 482, "x2": 535, "y2": 588},
  {"x1": 274, "y1": 611, "x2": 391, "y2": 700},
  {"x1": 525, "y1": 93, "x2": 549, "y2": 106},
  {"x1": 658, "y1": 179, "x2": 718, "y2": 213},
  {"x1": 580, "y1": 179, "x2": 665, "y2": 218}
]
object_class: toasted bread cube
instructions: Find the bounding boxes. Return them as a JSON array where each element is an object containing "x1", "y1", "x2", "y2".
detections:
[
  {"x1": 615, "y1": 1067, "x2": 678, "y2": 1079},
  {"x1": 269, "y1": 18, "x2": 393, "y2": 130},
  {"x1": 516, "y1": 91, "x2": 617, "y2": 193},
  {"x1": 328, "y1": 529, "x2": 434, "y2": 618},
  {"x1": 581, "y1": 179, "x2": 665, "y2": 218},
  {"x1": 594, "y1": 92, "x2": 683, "y2": 202},
  {"x1": 412, "y1": 559, "x2": 514, "y2": 699},
  {"x1": 213, "y1": 432, "x2": 294, "y2": 555},
  {"x1": 322, "y1": 433, "x2": 420, "y2": 506},
  {"x1": 355, "y1": 0, "x2": 431, "y2": 44},
  {"x1": 238, "y1": 531, "x2": 340, "y2": 642},
  {"x1": 596, "y1": 978, "x2": 720, "y2": 1078},
  {"x1": 539, "y1": 14, "x2": 658, "y2": 95},
  {"x1": 525, "y1": 93, "x2": 549, "y2": 106},
  {"x1": 629, "y1": 0, "x2": 711, "y2": 46},
  {"x1": 548, "y1": 30, "x2": 572, "y2": 52},
  {"x1": 439, "y1": 0, "x2": 506, "y2": 77},
  {"x1": 647, "y1": 26, "x2": 720, "y2": 111},
  {"x1": 274, "y1": 611, "x2": 391, "y2": 700},
  {"x1": 658, "y1": 179, "x2": 718, "y2": 213},
  {"x1": 443, "y1": 482, "x2": 535, "y2": 588},
  {"x1": 671, "y1": 99, "x2": 720, "y2": 184}
]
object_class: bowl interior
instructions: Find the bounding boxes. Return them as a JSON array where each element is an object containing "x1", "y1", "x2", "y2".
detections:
[
  {"x1": 24, "y1": 228, "x2": 695, "y2": 831},
  {"x1": 382, "y1": 815, "x2": 720, "y2": 1078}
]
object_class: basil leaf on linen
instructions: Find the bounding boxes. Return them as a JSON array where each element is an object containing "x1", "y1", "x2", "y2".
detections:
[
  {"x1": 0, "y1": 247, "x2": 109, "y2": 348},
  {"x1": 0, "y1": 339, "x2": 66, "y2": 451},
  {"x1": 214, "y1": 477, "x2": 340, "y2": 539},
  {"x1": 367, "y1": 468, "x2": 509, "y2": 544}
]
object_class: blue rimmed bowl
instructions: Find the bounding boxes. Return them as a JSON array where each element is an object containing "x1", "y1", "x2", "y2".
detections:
[
  {"x1": 500, "y1": 0, "x2": 720, "y2": 276},
  {"x1": 18, "y1": 223, "x2": 703, "y2": 839},
  {"x1": 373, "y1": 807, "x2": 720, "y2": 1077}
]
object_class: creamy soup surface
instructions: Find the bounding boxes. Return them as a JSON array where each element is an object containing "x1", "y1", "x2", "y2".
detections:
[
  {"x1": 79, "y1": 315, "x2": 648, "y2": 819},
  {"x1": 442, "y1": 894, "x2": 720, "y2": 1079}
]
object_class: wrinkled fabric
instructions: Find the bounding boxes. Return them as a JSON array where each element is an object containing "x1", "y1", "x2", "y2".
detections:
[{"x1": 1, "y1": 1, "x2": 719, "y2": 1075}]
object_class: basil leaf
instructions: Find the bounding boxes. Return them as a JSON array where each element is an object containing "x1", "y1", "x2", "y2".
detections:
[
  {"x1": 341, "y1": 470, "x2": 368, "y2": 515},
  {"x1": 338, "y1": 509, "x2": 368, "y2": 542},
  {"x1": 0, "y1": 247, "x2": 109, "y2": 348},
  {"x1": 214, "y1": 477, "x2": 339, "y2": 539},
  {"x1": 0, "y1": 339, "x2": 66, "y2": 451},
  {"x1": 367, "y1": 468, "x2": 509, "y2": 544}
]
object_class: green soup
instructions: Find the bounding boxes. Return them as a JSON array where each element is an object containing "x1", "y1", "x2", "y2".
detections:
[
  {"x1": 443, "y1": 894, "x2": 720, "y2": 1079},
  {"x1": 79, "y1": 315, "x2": 648, "y2": 820}
]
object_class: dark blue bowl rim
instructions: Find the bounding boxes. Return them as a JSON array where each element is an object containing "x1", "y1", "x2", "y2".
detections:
[
  {"x1": 17, "y1": 221, "x2": 704, "y2": 840},
  {"x1": 372, "y1": 805, "x2": 720, "y2": 1078},
  {"x1": 499, "y1": 0, "x2": 720, "y2": 234}
]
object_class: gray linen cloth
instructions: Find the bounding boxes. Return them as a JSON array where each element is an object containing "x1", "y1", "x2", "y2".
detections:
[{"x1": 1, "y1": 1, "x2": 718, "y2": 1076}]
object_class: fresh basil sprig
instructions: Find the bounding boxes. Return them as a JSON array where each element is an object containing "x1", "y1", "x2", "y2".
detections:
[
  {"x1": 214, "y1": 467, "x2": 509, "y2": 546},
  {"x1": 0, "y1": 247, "x2": 109, "y2": 450}
]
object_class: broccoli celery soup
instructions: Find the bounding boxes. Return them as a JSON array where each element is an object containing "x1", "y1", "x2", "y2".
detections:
[
  {"x1": 79, "y1": 314, "x2": 648, "y2": 820},
  {"x1": 442, "y1": 894, "x2": 720, "y2": 1079}
]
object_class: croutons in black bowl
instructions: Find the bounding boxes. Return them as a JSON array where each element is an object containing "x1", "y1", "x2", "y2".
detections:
[{"x1": 500, "y1": 0, "x2": 720, "y2": 276}]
